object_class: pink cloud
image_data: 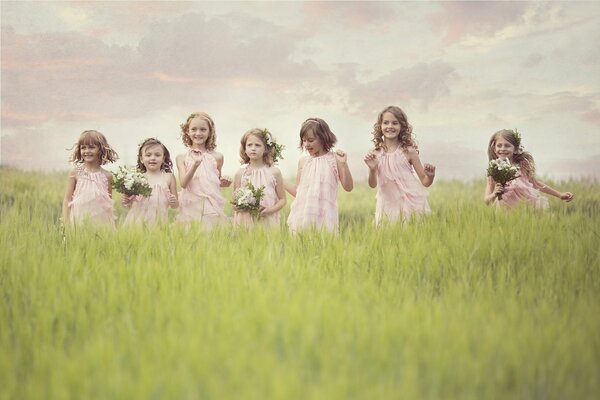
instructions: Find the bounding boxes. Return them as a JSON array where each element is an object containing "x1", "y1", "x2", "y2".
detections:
[
  {"x1": 1, "y1": 13, "x2": 322, "y2": 129},
  {"x1": 429, "y1": 2, "x2": 529, "y2": 44},
  {"x1": 581, "y1": 109, "x2": 600, "y2": 126}
]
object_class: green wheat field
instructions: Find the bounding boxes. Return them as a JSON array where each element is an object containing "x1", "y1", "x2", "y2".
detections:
[{"x1": 1, "y1": 167, "x2": 599, "y2": 399}]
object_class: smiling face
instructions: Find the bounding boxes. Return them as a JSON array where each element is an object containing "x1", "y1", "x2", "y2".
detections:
[
  {"x1": 186, "y1": 117, "x2": 211, "y2": 148},
  {"x1": 141, "y1": 143, "x2": 165, "y2": 172},
  {"x1": 302, "y1": 129, "x2": 325, "y2": 156},
  {"x1": 80, "y1": 143, "x2": 101, "y2": 166},
  {"x1": 245, "y1": 134, "x2": 266, "y2": 163},
  {"x1": 493, "y1": 134, "x2": 516, "y2": 162},
  {"x1": 380, "y1": 111, "x2": 401, "y2": 142}
]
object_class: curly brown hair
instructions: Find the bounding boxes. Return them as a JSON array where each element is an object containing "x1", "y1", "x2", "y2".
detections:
[
  {"x1": 488, "y1": 129, "x2": 536, "y2": 178},
  {"x1": 69, "y1": 130, "x2": 119, "y2": 165},
  {"x1": 299, "y1": 118, "x2": 337, "y2": 152},
  {"x1": 180, "y1": 112, "x2": 216, "y2": 151},
  {"x1": 372, "y1": 106, "x2": 418, "y2": 152},
  {"x1": 136, "y1": 138, "x2": 173, "y2": 173},
  {"x1": 239, "y1": 128, "x2": 274, "y2": 166}
]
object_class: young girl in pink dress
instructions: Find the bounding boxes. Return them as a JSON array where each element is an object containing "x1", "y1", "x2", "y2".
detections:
[
  {"x1": 364, "y1": 106, "x2": 436, "y2": 225},
  {"x1": 286, "y1": 118, "x2": 354, "y2": 233},
  {"x1": 175, "y1": 112, "x2": 232, "y2": 229},
  {"x1": 232, "y1": 128, "x2": 286, "y2": 229},
  {"x1": 122, "y1": 138, "x2": 179, "y2": 226},
  {"x1": 62, "y1": 130, "x2": 119, "y2": 227},
  {"x1": 484, "y1": 129, "x2": 574, "y2": 209}
]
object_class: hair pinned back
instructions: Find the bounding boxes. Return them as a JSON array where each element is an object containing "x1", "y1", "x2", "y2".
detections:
[
  {"x1": 69, "y1": 130, "x2": 119, "y2": 165},
  {"x1": 488, "y1": 129, "x2": 535, "y2": 178},
  {"x1": 299, "y1": 118, "x2": 337, "y2": 152},
  {"x1": 137, "y1": 137, "x2": 173, "y2": 173}
]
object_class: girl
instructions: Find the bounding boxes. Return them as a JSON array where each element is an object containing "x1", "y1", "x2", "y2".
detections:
[
  {"x1": 232, "y1": 128, "x2": 286, "y2": 229},
  {"x1": 364, "y1": 106, "x2": 436, "y2": 225},
  {"x1": 62, "y1": 130, "x2": 119, "y2": 227},
  {"x1": 286, "y1": 117, "x2": 353, "y2": 233},
  {"x1": 484, "y1": 129, "x2": 574, "y2": 208},
  {"x1": 175, "y1": 112, "x2": 232, "y2": 228},
  {"x1": 122, "y1": 138, "x2": 179, "y2": 226}
]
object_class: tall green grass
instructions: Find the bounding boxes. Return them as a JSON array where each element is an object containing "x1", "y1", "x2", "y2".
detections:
[{"x1": 1, "y1": 167, "x2": 599, "y2": 399}]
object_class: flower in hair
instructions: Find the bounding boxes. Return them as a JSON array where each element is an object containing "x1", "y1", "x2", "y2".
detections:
[
  {"x1": 513, "y1": 128, "x2": 524, "y2": 153},
  {"x1": 260, "y1": 129, "x2": 285, "y2": 163}
]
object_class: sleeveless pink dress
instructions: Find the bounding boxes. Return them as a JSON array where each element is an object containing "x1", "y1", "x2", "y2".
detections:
[
  {"x1": 123, "y1": 172, "x2": 173, "y2": 226},
  {"x1": 233, "y1": 165, "x2": 280, "y2": 229},
  {"x1": 499, "y1": 175, "x2": 549, "y2": 210},
  {"x1": 176, "y1": 150, "x2": 226, "y2": 228},
  {"x1": 68, "y1": 165, "x2": 115, "y2": 227},
  {"x1": 374, "y1": 148, "x2": 430, "y2": 225},
  {"x1": 287, "y1": 152, "x2": 339, "y2": 233}
]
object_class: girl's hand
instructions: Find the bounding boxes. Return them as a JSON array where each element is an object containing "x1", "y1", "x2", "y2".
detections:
[
  {"x1": 168, "y1": 194, "x2": 178, "y2": 207},
  {"x1": 335, "y1": 149, "x2": 347, "y2": 164},
  {"x1": 560, "y1": 192, "x2": 574, "y2": 202},
  {"x1": 493, "y1": 183, "x2": 505, "y2": 197},
  {"x1": 424, "y1": 163, "x2": 436, "y2": 177},
  {"x1": 121, "y1": 195, "x2": 135, "y2": 208},
  {"x1": 220, "y1": 176, "x2": 232, "y2": 187},
  {"x1": 191, "y1": 150, "x2": 203, "y2": 167},
  {"x1": 364, "y1": 152, "x2": 378, "y2": 170},
  {"x1": 259, "y1": 206, "x2": 271, "y2": 217}
]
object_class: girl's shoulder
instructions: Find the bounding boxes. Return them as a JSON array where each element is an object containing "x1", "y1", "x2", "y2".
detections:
[
  {"x1": 268, "y1": 165, "x2": 283, "y2": 178},
  {"x1": 208, "y1": 150, "x2": 224, "y2": 161},
  {"x1": 101, "y1": 168, "x2": 113, "y2": 181}
]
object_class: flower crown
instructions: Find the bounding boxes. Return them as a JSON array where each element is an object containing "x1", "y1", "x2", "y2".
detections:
[
  {"x1": 512, "y1": 128, "x2": 524, "y2": 153},
  {"x1": 260, "y1": 129, "x2": 285, "y2": 163}
]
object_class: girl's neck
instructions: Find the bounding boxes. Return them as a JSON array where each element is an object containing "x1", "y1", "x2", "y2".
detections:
[
  {"x1": 191, "y1": 144, "x2": 206, "y2": 151},
  {"x1": 383, "y1": 138, "x2": 400, "y2": 153},
  {"x1": 248, "y1": 159, "x2": 265, "y2": 169},
  {"x1": 83, "y1": 161, "x2": 101, "y2": 171},
  {"x1": 145, "y1": 169, "x2": 163, "y2": 177}
]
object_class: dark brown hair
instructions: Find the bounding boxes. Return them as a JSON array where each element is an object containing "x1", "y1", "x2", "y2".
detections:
[
  {"x1": 137, "y1": 138, "x2": 173, "y2": 173},
  {"x1": 299, "y1": 118, "x2": 337, "y2": 152}
]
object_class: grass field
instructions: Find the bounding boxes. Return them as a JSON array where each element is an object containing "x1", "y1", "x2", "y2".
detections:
[{"x1": 1, "y1": 167, "x2": 599, "y2": 399}]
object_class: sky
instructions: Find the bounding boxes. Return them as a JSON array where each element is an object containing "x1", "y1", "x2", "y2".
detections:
[{"x1": 1, "y1": 1, "x2": 599, "y2": 181}]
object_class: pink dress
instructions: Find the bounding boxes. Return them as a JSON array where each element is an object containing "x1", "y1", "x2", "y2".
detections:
[
  {"x1": 374, "y1": 148, "x2": 430, "y2": 225},
  {"x1": 287, "y1": 152, "x2": 339, "y2": 233},
  {"x1": 68, "y1": 165, "x2": 115, "y2": 227},
  {"x1": 499, "y1": 175, "x2": 549, "y2": 210},
  {"x1": 176, "y1": 150, "x2": 226, "y2": 228},
  {"x1": 233, "y1": 166, "x2": 280, "y2": 229},
  {"x1": 123, "y1": 172, "x2": 173, "y2": 227}
]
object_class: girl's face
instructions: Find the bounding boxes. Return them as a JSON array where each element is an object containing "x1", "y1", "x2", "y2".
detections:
[
  {"x1": 141, "y1": 144, "x2": 165, "y2": 172},
  {"x1": 245, "y1": 134, "x2": 266, "y2": 163},
  {"x1": 494, "y1": 135, "x2": 516, "y2": 162},
  {"x1": 80, "y1": 143, "x2": 100, "y2": 165},
  {"x1": 187, "y1": 117, "x2": 210, "y2": 148},
  {"x1": 302, "y1": 129, "x2": 324, "y2": 156},
  {"x1": 381, "y1": 111, "x2": 401, "y2": 141}
]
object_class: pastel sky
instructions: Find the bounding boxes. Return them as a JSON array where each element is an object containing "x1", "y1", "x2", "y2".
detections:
[{"x1": 2, "y1": 1, "x2": 599, "y2": 181}]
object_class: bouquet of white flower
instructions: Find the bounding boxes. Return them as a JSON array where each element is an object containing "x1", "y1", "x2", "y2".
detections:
[
  {"x1": 231, "y1": 182, "x2": 265, "y2": 219},
  {"x1": 112, "y1": 166, "x2": 152, "y2": 197},
  {"x1": 487, "y1": 159, "x2": 519, "y2": 200}
]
